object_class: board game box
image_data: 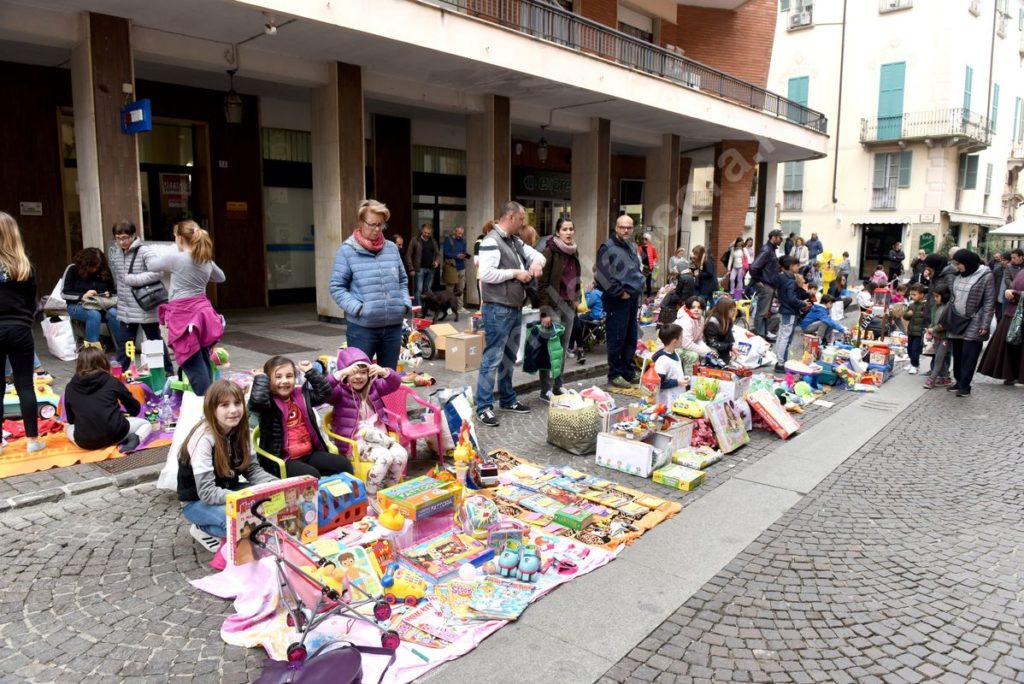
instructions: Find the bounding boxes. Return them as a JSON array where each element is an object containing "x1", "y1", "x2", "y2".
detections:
[
  {"x1": 398, "y1": 529, "x2": 495, "y2": 583},
  {"x1": 377, "y1": 475, "x2": 462, "y2": 520},
  {"x1": 225, "y1": 476, "x2": 319, "y2": 565}
]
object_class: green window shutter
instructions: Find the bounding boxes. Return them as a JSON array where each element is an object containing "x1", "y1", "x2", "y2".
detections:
[
  {"x1": 985, "y1": 163, "x2": 994, "y2": 195},
  {"x1": 794, "y1": 161, "x2": 804, "y2": 190},
  {"x1": 1014, "y1": 97, "x2": 1022, "y2": 143},
  {"x1": 965, "y1": 155, "x2": 979, "y2": 190},
  {"x1": 781, "y1": 219, "x2": 801, "y2": 235},
  {"x1": 958, "y1": 154, "x2": 967, "y2": 188},
  {"x1": 781, "y1": 0, "x2": 790, "y2": 10},
  {"x1": 877, "y1": 63, "x2": 906, "y2": 140},
  {"x1": 963, "y1": 66, "x2": 973, "y2": 112},
  {"x1": 788, "y1": 77, "x2": 809, "y2": 107},
  {"x1": 783, "y1": 162, "x2": 795, "y2": 191},
  {"x1": 872, "y1": 154, "x2": 887, "y2": 189},
  {"x1": 991, "y1": 83, "x2": 999, "y2": 133},
  {"x1": 898, "y1": 151, "x2": 912, "y2": 188}
]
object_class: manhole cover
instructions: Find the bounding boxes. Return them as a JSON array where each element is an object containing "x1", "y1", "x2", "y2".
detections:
[{"x1": 93, "y1": 446, "x2": 169, "y2": 474}]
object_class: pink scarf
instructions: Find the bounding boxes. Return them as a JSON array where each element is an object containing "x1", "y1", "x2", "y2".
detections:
[
  {"x1": 354, "y1": 230, "x2": 385, "y2": 253},
  {"x1": 551, "y1": 237, "x2": 578, "y2": 255}
]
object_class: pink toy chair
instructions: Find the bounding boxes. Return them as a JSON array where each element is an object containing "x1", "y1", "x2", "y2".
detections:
[{"x1": 381, "y1": 386, "x2": 444, "y2": 466}]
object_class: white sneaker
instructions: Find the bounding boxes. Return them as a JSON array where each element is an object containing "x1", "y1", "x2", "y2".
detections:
[
  {"x1": 189, "y1": 524, "x2": 222, "y2": 553},
  {"x1": 907, "y1": 367, "x2": 918, "y2": 375}
]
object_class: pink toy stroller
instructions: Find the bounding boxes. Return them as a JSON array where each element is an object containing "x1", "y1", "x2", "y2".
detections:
[{"x1": 248, "y1": 499, "x2": 401, "y2": 663}]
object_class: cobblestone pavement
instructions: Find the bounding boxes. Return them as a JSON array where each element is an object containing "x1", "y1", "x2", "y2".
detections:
[{"x1": 602, "y1": 380, "x2": 1024, "y2": 684}]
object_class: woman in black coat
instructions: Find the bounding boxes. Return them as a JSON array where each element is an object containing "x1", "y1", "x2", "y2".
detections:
[{"x1": 691, "y1": 245, "x2": 718, "y2": 302}]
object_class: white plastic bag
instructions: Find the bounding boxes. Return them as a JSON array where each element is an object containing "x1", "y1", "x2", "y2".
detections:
[
  {"x1": 429, "y1": 386, "x2": 478, "y2": 453},
  {"x1": 41, "y1": 315, "x2": 76, "y2": 361},
  {"x1": 156, "y1": 390, "x2": 206, "y2": 490},
  {"x1": 41, "y1": 277, "x2": 67, "y2": 313}
]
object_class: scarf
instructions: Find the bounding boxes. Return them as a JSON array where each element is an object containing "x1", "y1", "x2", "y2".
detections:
[
  {"x1": 551, "y1": 237, "x2": 578, "y2": 255},
  {"x1": 952, "y1": 249, "x2": 980, "y2": 276},
  {"x1": 685, "y1": 307, "x2": 702, "y2": 321},
  {"x1": 354, "y1": 229, "x2": 385, "y2": 253}
]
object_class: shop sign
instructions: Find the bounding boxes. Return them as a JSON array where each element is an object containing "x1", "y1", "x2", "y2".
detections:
[
  {"x1": 226, "y1": 201, "x2": 249, "y2": 220},
  {"x1": 19, "y1": 201, "x2": 42, "y2": 216},
  {"x1": 160, "y1": 173, "x2": 191, "y2": 210},
  {"x1": 514, "y1": 168, "x2": 571, "y2": 199}
]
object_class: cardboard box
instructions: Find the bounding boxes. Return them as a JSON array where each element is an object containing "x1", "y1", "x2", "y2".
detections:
[
  {"x1": 445, "y1": 332, "x2": 483, "y2": 372},
  {"x1": 747, "y1": 389, "x2": 800, "y2": 439},
  {"x1": 694, "y1": 366, "x2": 752, "y2": 401},
  {"x1": 646, "y1": 419, "x2": 695, "y2": 455},
  {"x1": 595, "y1": 431, "x2": 669, "y2": 478},
  {"x1": 428, "y1": 323, "x2": 460, "y2": 356},
  {"x1": 599, "y1": 406, "x2": 629, "y2": 432},
  {"x1": 377, "y1": 475, "x2": 462, "y2": 520},
  {"x1": 652, "y1": 464, "x2": 705, "y2": 491}
]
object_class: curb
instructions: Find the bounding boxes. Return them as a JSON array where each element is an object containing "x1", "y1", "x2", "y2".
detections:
[
  {"x1": 0, "y1": 463, "x2": 164, "y2": 515},
  {"x1": 0, "y1": 365, "x2": 612, "y2": 516}
]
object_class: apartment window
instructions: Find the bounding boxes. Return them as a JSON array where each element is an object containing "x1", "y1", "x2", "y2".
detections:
[
  {"x1": 1019, "y1": 7, "x2": 1023, "y2": 30},
  {"x1": 963, "y1": 65, "x2": 973, "y2": 112},
  {"x1": 1014, "y1": 97, "x2": 1022, "y2": 143},
  {"x1": 991, "y1": 83, "x2": 1000, "y2": 133},
  {"x1": 618, "y1": 5, "x2": 654, "y2": 42},
  {"x1": 984, "y1": 162, "x2": 994, "y2": 212},
  {"x1": 781, "y1": 0, "x2": 789, "y2": 10},
  {"x1": 958, "y1": 153, "x2": 980, "y2": 190},
  {"x1": 781, "y1": 219, "x2": 801, "y2": 236},
  {"x1": 783, "y1": 161, "x2": 804, "y2": 211},
  {"x1": 872, "y1": 151, "x2": 911, "y2": 209},
  {"x1": 787, "y1": 76, "x2": 810, "y2": 124}
]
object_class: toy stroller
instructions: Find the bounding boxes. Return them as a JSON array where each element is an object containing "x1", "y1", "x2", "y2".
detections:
[{"x1": 248, "y1": 499, "x2": 401, "y2": 663}]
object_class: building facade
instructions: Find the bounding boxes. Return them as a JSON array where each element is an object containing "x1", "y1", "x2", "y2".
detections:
[
  {"x1": 1, "y1": 0, "x2": 828, "y2": 317},
  {"x1": 769, "y1": 0, "x2": 1024, "y2": 280}
]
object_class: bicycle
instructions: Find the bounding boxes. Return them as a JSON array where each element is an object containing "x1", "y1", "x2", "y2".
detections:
[{"x1": 402, "y1": 306, "x2": 436, "y2": 360}]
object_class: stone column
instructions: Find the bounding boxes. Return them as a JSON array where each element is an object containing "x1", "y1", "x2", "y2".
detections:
[
  {"x1": 312, "y1": 62, "x2": 364, "y2": 320},
  {"x1": 70, "y1": 12, "x2": 142, "y2": 248},
  {"x1": 755, "y1": 160, "x2": 778, "y2": 247},
  {"x1": 571, "y1": 118, "x2": 611, "y2": 281},
  {"x1": 465, "y1": 95, "x2": 511, "y2": 305},
  {"x1": 710, "y1": 140, "x2": 759, "y2": 276},
  {"x1": 643, "y1": 134, "x2": 681, "y2": 288},
  {"x1": 677, "y1": 157, "x2": 694, "y2": 253}
]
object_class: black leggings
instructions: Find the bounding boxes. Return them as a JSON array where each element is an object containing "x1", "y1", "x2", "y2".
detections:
[
  {"x1": 0, "y1": 325, "x2": 39, "y2": 437},
  {"x1": 258, "y1": 450, "x2": 354, "y2": 479}
]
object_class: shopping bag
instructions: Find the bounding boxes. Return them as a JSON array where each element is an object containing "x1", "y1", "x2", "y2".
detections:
[
  {"x1": 429, "y1": 386, "x2": 478, "y2": 453},
  {"x1": 41, "y1": 277, "x2": 67, "y2": 313},
  {"x1": 41, "y1": 315, "x2": 76, "y2": 361},
  {"x1": 1007, "y1": 302, "x2": 1023, "y2": 346},
  {"x1": 156, "y1": 390, "x2": 205, "y2": 490},
  {"x1": 546, "y1": 392, "x2": 600, "y2": 455}
]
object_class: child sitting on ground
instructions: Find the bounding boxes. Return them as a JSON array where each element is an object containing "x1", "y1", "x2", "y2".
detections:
[
  {"x1": 656, "y1": 290, "x2": 682, "y2": 328},
  {"x1": 177, "y1": 379, "x2": 276, "y2": 552},
  {"x1": 901, "y1": 283, "x2": 929, "y2": 375},
  {"x1": 327, "y1": 347, "x2": 408, "y2": 495},
  {"x1": 249, "y1": 355, "x2": 354, "y2": 479},
  {"x1": 924, "y1": 285, "x2": 952, "y2": 388},
  {"x1": 64, "y1": 347, "x2": 152, "y2": 452},
  {"x1": 799, "y1": 294, "x2": 848, "y2": 345},
  {"x1": 651, "y1": 323, "x2": 695, "y2": 405}
]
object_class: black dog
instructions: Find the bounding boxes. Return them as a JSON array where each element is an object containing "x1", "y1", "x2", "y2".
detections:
[{"x1": 420, "y1": 289, "x2": 459, "y2": 322}]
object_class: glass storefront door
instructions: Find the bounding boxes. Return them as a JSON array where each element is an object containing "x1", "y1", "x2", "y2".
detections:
[{"x1": 517, "y1": 198, "x2": 571, "y2": 237}]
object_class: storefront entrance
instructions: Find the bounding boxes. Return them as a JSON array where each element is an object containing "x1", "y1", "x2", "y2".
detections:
[
  {"x1": 858, "y1": 223, "x2": 904, "y2": 280},
  {"x1": 519, "y1": 198, "x2": 571, "y2": 237}
]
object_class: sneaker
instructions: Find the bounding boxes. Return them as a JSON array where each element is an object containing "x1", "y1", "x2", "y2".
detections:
[
  {"x1": 552, "y1": 387, "x2": 565, "y2": 396},
  {"x1": 904, "y1": 363, "x2": 915, "y2": 372},
  {"x1": 1003, "y1": 379, "x2": 1017, "y2": 386},
  {"x1": 935, "y1": 377, "x2": 953, "y2": 387},
  {"x1": 773, "y1": 364, "x2": 786, "y2": 375},
  {"x1": 610, "y1": 376, "x2": 632, "y2": 389},
  {"x1": 923, "y1": 377, "x2": 934, "y2": 389},
  {"x1": 189, "y1": 524, "x2": 221, "y2": 553},
  {"x1": 945, "y1": 383, "x2": 961, "y2": 392},
  {"x1": 33, "y1": 370, "x2": 54, "y2": 382},
  {"x1": 539, "y1": 390, "x2": 553, "y2": 403},
  {"x1": 118, "y1": 434, "x2": 140, "y2": 454},
  {"x1": 907, "y1": 367, "x2": 918, "y2": 375},
  {"x1": 477, "y1": 408, "x2": 500, "y2": 427},
  {"x1": 955, "y1": 388, "x2": 971, "y2": 397},
  {"x1": 499, "y1": 401, "x2": 531, "y2": 414}
]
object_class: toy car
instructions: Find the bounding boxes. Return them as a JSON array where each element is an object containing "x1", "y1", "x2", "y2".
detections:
[
  {"x1": 4, "y1": 384, "x2": 59, "y2": 420},
  {"x1": 380, "y1": 562, "x2": 427, "y2": 606}
]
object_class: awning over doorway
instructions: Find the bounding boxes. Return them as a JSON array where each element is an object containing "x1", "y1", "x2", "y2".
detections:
[
  {"x1": 850, "y1": 216, "x2": 913, "y2": 225},
  {"x1": 942, "y1": 210, "x2": 1004, "y2": 226}
]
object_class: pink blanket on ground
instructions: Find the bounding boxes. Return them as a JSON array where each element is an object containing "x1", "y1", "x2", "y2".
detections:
[{"x1": 191, "y1": 536, "x2": 616, "y2": 683}]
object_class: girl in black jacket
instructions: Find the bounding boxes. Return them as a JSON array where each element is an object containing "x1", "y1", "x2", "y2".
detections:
[
  {"x1": 62, "y1": 247, "x2": 121, "y2": 347},
  {"x1": 248, "y1": 355, "x2": 353, "y2": 478},
  {"x1": 704, "y1": 296, "x2": 740, "y2": 364},
  {"x1": 65, "y1": 348, "x2": 152, "y2": 452}
]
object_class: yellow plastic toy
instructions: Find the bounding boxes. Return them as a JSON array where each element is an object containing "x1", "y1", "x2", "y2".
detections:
[{"x1": 378, "y1": 504, "x2": 406, "y2": 531}]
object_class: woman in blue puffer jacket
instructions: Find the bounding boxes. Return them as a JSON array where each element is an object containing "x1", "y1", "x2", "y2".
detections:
[{"x1": 329, "y1": 199, "x2": 412, "y2": 369}]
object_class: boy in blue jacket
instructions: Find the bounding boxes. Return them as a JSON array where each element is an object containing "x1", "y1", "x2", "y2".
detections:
[
  {"x1": 773, "y1": 256, "x2": 811, "y2": 373},
  {"x1": 800, "y1": 294, "x2": 848, "y2": 345}
]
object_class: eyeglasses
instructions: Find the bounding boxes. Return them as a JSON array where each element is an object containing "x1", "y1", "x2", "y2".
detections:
[
  {"x1": 114, "y1": 234, "x2": 133, "y2": 241},
  {"x1": 362, "y1": 220, "x2": 386, "y2": 230}
]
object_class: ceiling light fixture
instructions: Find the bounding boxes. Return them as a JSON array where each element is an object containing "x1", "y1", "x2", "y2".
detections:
[
  {"x1": 224, "y1": 69, "x2": 243, "y2": 124},
  {"x1": 264, "y1": 13, "x2": 278, "y2": 35},
  {"x1": 537, "y1": 125, "x2": 549, "y2": 164}
]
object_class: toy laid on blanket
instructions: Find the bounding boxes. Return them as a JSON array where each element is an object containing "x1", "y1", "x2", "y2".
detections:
[{"x1": 245, "y1": 498, "x2": 401, "y2": 661}]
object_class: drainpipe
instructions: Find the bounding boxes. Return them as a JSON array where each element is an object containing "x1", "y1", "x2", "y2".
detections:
[
  {"x1": 984, "y1": 0, "x2": 997, "y2": 136},
  {"x1": 831, "y1": 0, "x2": 848, "y2": 205}
]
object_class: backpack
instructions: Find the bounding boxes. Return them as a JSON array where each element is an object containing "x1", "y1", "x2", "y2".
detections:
[{"x1": 720, "y1": 250, "x2": 730, "y2": 268}]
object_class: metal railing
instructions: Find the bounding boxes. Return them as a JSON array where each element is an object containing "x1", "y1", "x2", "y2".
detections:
[
  {"x1": 878, "y1": 0, "x2": 912, "y2": 12},
  {"x1": 692, "y1": 189, "x2": 713, "y2": 210},
  {"x1": 860, "y1": 108, "x2": 991, "y2": 146},
  {"x1": 871, "y1": 185, "x2": 898, "y2": 210},
  {"x1": 1011, "y1": 141, "x2": 1024, "y2": 160},
  {"x1": 430, "y1": 0, "x2": 828, "y2": 134}
]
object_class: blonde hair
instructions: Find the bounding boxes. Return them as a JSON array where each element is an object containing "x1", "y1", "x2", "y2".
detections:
[
  {"x1": 358, "y1": 199, "x2": 390, "y2": 224},
  {"x1": 173, "y1": 220, "x2": 214, "y2": 265},
  {"x1": 0, "y1": 212, "x2": 33, "y2": 282},
  {"x1": 520, "y1": 225, "x2": 538, "y2": 247}
]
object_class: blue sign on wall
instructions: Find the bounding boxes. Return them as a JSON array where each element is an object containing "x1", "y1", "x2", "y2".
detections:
[{"x1": 120, "y1": 99, "x2": 152, "y2": 134}]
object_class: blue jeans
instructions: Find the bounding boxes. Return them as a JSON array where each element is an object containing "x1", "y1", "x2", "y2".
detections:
[
  {"x1": 774, "y1": 314, "x2": 797, "y2": 363},
  {"x1": 475, "y1": 303, "x2": 523, "y2": 412},
  {"x1": 182, "y1": 500, "x2": 227, "y2": 539},
  {"x1": 118, "y1": 322, "x2": 174, "y2": 374},
  {"x1": 416, "y1": 268, "x2": 435, "y2": 305},
  {"x1": 67, "y1": 303, "x2": 122, "y2": 344},
  {"x1": 345, "y1": 321, "x2": 403, "y2": 370},
  {"x1": 603, "y1": 294, "x2": 640, "y2": 381},
  {"x1": 5, "y1": 353, "x2": 41, "y2": 376},
  {"x1": 907, "y1": 334, "x2": 923, "y2": 368},
  {"x1": 180, "y1": 346, "x2": 213, "y2": 396}
]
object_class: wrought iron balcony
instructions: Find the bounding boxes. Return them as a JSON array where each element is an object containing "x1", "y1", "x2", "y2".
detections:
[
  {"x1": 432, "y1": 0, "x2": 828, "y2": 133},
  {"x1": 692, "y1": 189, "x2": 714, "y2": 210},
  {"x1": 871, "y1": 185, "x2": 898, "y2": 210},
  {"x1": 860, "y1": 108, "x2": 991, "y2": 149},
  {"x1": 1010, "y1": 142, "x2": 1024, "y2": 162}
]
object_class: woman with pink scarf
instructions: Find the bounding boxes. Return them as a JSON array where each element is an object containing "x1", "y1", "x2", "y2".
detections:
[{"x1": 537, "y1": 218, "x2": 582, "y2": 400}]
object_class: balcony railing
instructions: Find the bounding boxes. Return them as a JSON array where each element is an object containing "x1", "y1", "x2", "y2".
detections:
[
  {"x1": 859, "y1": 108, "x2": 991, "y2": 148},
  {"x1": 432, "y1": 0, "x2": 828, "y2": 133},
  {"x1": 879, "y1": 0, "x2": 912, "y2": 12},
  {"x1": 871, "y1": 185, "x2": 898, "y2": 210},
  {"x1": 1011, "y1": 141, "x2": 1024, "y2": 161},
  {"x1": 692, "y1": 189, "x2": 713, "y2": 210}
]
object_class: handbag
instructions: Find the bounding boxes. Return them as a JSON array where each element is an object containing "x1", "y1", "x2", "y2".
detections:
[
  {"x1": 547, "y1": 392, "x2": 600, "y2": 455},
  {"x1": 1007, "y1": 300, "x2": 1023, "y2": 346},
  {"x1": 940, "y1": 304, "x2": 972, "y2": 336},
  {"x1": 81, "y1": 293, "x2": 118, "y2": 311},
  {"x1": 254, "y1": 641, "x2": 395, "y2": 684},
  {"x1": 129, "y1": 249, "x2": 169, "y2": 311}
]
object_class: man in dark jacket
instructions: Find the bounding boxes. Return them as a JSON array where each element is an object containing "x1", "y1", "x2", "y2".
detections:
[
  {"x1": 595, "y1": 214, "x2": 645, "y2": 388},
  {"x1": 887, "y1": 241, "x2": 906, "y2": 281},
  {"x1": 806, "y1": 233, "x2": 824, "y2": 262},
  {"x1": 406, "y1": 223, "x2": 440, "y2": 306},
  {"x1": 773, "y1": 255, "x2": 811, "y2": 373},
  {"x1": 748, "y1": 229, "x2": 784, "y2": 339}
]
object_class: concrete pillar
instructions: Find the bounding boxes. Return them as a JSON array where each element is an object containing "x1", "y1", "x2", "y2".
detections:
[
  {"x1": 312, "y1": 62, "x2": 365, "y2": 320},
  {"x1": 677, "y1": 157, "x2": 694, "y2": 252},
  {"x1": 70, "y1": 12, "x2": 142, "y2": 248},
  {"x1": 465, "y1": 95, "x2": 511, "y2": 305},
  {"x1": 643, "y1": 134, "x2": 681, "y2": 288},
  {"x1": 755, "y1": 161, "x2": 778, "y2": 247},
  {"x1": 571, "y1": 118, "x2": 611, "y2": 281},
  {"x1": 710, "y1": 140, "x2": 759, "y2": 276}
]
